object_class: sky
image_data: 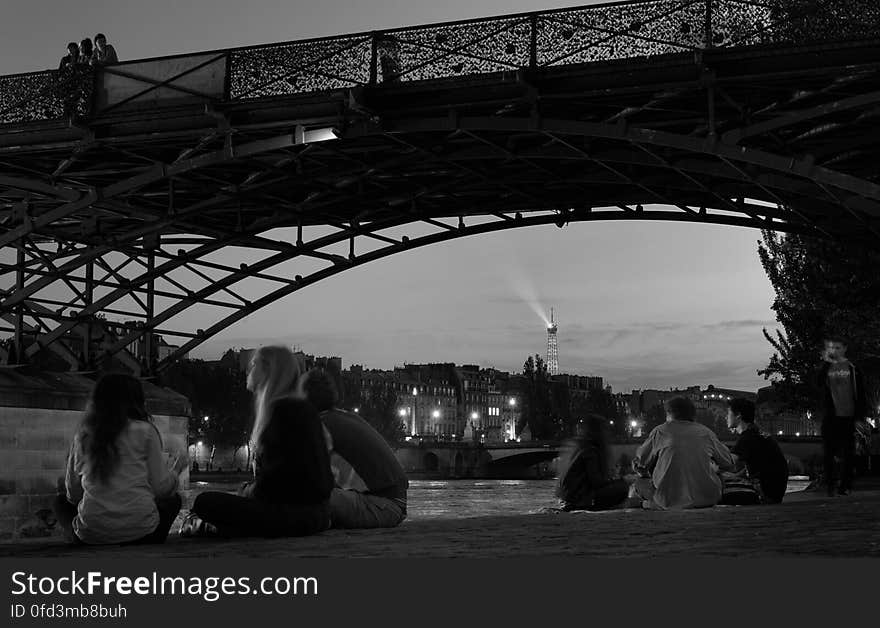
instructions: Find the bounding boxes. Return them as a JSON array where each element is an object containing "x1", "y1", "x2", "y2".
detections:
[{"x1": 1, "y1": 1, "x2": 783, "y2": 393}]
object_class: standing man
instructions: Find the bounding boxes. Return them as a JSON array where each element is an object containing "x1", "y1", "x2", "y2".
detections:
[
  {"x1": 301, "y1": 369, "x2": 409, "y2": 528},
  {"x1": 815, "y1": 336, "x2": 868, "y2": 496}
]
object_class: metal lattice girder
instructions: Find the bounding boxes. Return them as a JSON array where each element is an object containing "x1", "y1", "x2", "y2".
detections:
[{"x1": 2, "y1": 0, "x2": 880, "y2": 372}]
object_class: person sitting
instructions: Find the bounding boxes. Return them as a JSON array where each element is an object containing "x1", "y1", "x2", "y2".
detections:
[
  {"x1": 53, "y1": 373, "x2": 185, "y2": 545},
  {"x1": 78, "y1": 38, "x2": 94, "y2": 65},
  {"x1": 91, "y1": 33, "x2": 118, "y2": 65},
  {"x1": 555, "y1": 414, "x2": 629, "y2": 511},
  {"x1": 300, "y1": 368, "x2": 409, "y2": 528},
  {"x1": 722, "y1": 398, "x2": 788, "y2": 504},
  {"x1": 630, "y1": 397, "x2": 735, "y2": 510},
  {"x1": 181, "y1": 346, "x2": 333, "y2": 538},
  {"x1": 59, "y1": 42, "x2": 79, "y2": 70}
]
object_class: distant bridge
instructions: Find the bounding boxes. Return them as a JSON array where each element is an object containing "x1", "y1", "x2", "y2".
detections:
[
  {"x1": 2, "y1": 1, "x2": 880, "y2": 374},
  {"x1": 397, "y1": 438, "x2": 823, "y2": 478}
]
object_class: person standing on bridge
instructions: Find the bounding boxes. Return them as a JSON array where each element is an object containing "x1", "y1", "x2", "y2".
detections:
[
  {"x1": 630, "y1": 397, "x2": 735, "y2": 509},
  {"x1": 300, "y1": 368, "x2": 409, "y2": 529},
  {"x1": 815, "y1": 335, "x2": 868, "y2": 496},
  {"x1": 78, "y1": 38, "x2": 94, "y2": 65},
  {"x1": 181, "y1": 346, "x2": 334, "y2": 537},
  {"x1": 91, "y1": 33, "x2": 118, "y2": 65},
  {"x1": 58, "y1": 42, "x2": 79, "y2": 70}
]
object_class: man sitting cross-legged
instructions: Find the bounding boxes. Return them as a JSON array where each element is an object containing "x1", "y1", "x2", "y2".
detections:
[
  {"x1": 301, "y1": 369, "x2": 409, "y2": 529},
  {"x1": 721, "y1": 397, "x2": 788, "y2": 505},
  {"x1": 630, "y1": 397, "x2": 736, "y2": 510}
]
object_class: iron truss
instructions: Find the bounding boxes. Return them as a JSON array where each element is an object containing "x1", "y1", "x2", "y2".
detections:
[{"x1": 1, "y1": 0, "x2": 880, "y2": 375}]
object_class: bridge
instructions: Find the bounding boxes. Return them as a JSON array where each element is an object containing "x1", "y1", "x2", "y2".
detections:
[
  {"x1": 2, "y1": 0, "x2": 880, "y2": 374},
  {"x1": 396, "y1": 437, "x2": 824, "y2": 478}
]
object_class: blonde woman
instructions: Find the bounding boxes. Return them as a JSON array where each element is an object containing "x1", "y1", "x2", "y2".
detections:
[{"x1": 182, "y1": 346, "x2": 333, "y2": 537}]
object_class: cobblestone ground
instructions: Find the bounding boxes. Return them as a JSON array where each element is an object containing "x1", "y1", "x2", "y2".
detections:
[{"x1": 2, "y1": 489, "x2": 879, "y2": 558}]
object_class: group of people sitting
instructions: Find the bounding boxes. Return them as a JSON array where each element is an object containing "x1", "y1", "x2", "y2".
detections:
[
  {"x1": 59, "y1": 34, "x2": 118, "y2": 70},
  {"x1": 53, "y1": 345, "x2": 409, "y2": 545},
  {"x1": 555, "y1": 396, "x2": 789, "y2": 512},
  {"x1": 52, "y1": 335, "x2": 864, "y2": 544}
]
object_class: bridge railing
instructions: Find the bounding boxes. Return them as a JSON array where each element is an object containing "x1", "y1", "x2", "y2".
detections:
[{"x1": 2, "y1": 0, "x2": 880, "y2": 123}]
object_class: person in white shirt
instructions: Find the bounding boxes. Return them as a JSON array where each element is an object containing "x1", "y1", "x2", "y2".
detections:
[
  {"x1": 630, "y1": 396, "x2": 735, "y2": 509},
  {"x1": 54, "y1": 374, "x2": 186, "y2": 545}
]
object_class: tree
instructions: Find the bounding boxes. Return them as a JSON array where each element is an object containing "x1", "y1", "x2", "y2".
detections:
[
  {"x1": 160, "y1": 352, "x2": 252, "y2": 465},
  {"x1": 357, "y1": 382, "x2": 405, "y2": 447},
  {"x1": 519, "y1": 354, "x2": 554, "y2": 439},
  {"x1": 758, "y1": 231, "x2": 880, "y2": 413}
]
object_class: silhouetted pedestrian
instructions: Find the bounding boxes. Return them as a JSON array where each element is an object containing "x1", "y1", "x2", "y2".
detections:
[
  {"x1": 92, "y1": 33, "x2": 118, "y2": 65},
  {"x1": 59, "y1": 42, "x2": 79, "y2": 70},
  {"x1": 78, "y1": 38, "x2": 93, "y2": 65},
  {"x1": 815, "y1": 335, "x2": 868, "y2": 496}
]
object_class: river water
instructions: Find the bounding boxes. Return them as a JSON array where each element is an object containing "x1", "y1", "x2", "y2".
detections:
[{"x1": 186, "y1": 478, "x2": 811, "y2": 520}]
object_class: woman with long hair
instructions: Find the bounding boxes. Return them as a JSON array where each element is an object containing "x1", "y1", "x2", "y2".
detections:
[
  {"x1": 78, "y1": 38, "x2": 94, "y2": 65},
  {"x1": 182, "y1": 346, "x2": 334, "y2": 537},
  {"x1": 54, "y1": 373, "x2": 185, "y2": 544},
  {"x1": 555, "y1": 414, "x2": 629, "y2": 511}
]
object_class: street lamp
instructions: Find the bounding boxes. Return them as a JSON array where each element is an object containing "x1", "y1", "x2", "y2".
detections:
[
  {"x1": 411, "y1": 388, "x2": 418, "y2": 436},
  {"x1": 508, "y1": 398, "x2": 516, "y2": 407}
]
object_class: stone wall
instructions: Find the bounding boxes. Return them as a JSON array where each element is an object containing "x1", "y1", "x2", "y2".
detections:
[{"x1": 0, "y1": 368, "x2": 190, "y2": 540}]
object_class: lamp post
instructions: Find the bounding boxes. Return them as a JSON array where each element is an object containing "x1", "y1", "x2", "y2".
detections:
[{"x1": 411, "y1": 387, "x2": 418, "y2": 436}]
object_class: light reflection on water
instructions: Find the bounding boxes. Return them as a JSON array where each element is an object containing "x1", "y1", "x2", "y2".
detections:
[{"x1": 183, "y1": 478, "x2": 811, "y2": 521}]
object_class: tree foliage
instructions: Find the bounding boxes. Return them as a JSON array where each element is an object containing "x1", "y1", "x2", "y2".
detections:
[
  {"x1": 519, "y1": 355, "x2": 554, "y2": 438},
  {"x1": 758, "y1": 231, "x2": 880, "y2": 412},
  {"x1": 160, "y1": 350, "x2": 252, "y2": 454},
  {"x1": 344, "y1": 380, "x2": 405, "y2": 447}
]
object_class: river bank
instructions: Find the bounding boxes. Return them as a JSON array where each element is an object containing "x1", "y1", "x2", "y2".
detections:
[{"x1": 3, "y1": 486, "x2": 879, "y2": 558}]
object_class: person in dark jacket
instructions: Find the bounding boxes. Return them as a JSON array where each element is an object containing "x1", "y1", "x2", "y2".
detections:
[
  {"x1": 182, "y1": 346, "x2": 333, "y2": 537},
  {"x1": 815, "y1": 336, "x2": 868, "y2": 496},
  {"x1": 814, "y1": 336, "x2": 868, "y2": 495},
  {"x1": 59, "y1": 42, "x2": 79, "y2": 70},
  {"x1": 724, "y1": 398, "x2": 788, "y2": 504},
  {"x1": 555, "y1": 414, "x2": 628, "y2": 511},
  {"x1": 91, "y1": 33, "x2": 118, "y2": 65},
  {"x1": 300, "y1": 368, "x2": 409, "y2": 528}
]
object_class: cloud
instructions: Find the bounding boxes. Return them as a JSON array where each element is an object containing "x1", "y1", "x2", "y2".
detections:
[{"x1": 702, "y1": 319, "x2": 778, "y2": 331}]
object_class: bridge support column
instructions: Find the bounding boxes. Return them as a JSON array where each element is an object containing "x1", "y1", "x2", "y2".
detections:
[
  {"x1": 144, "y1": 248, "x2": 156, "y2": 375},
  {"x1": 12, "y1": 246, "x2": 25, "y2": 365},
  {"x1": 82, "y1": 260, "x2": 94, "y2": 369}
]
